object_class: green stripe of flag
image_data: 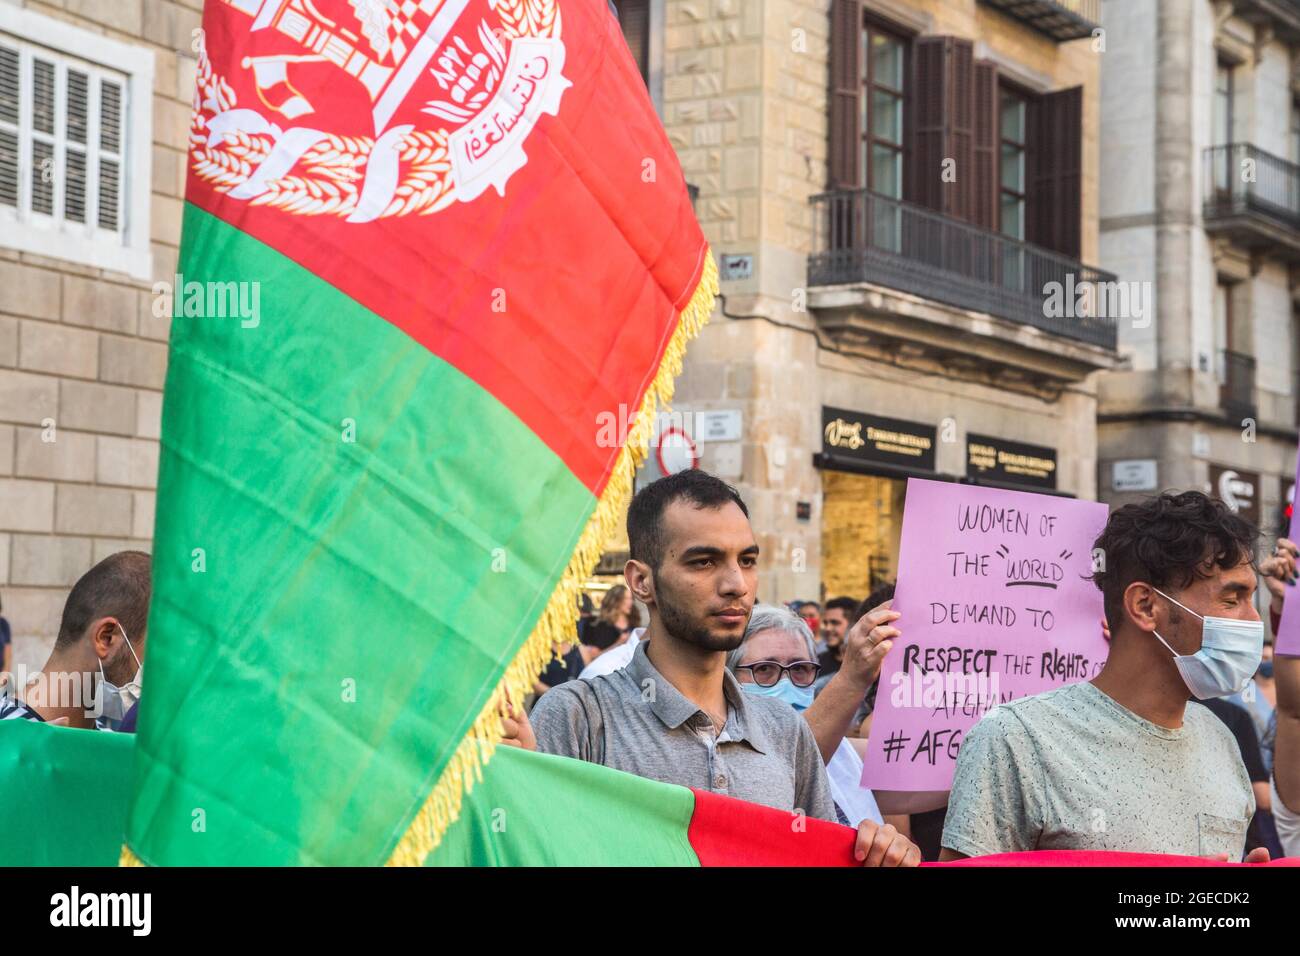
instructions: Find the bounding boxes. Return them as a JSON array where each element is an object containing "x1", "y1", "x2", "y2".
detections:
[
  {"x1": 429, "y1": 743, "x2": 700, "y2": 866},
  {"x1": 0, "y1": 722, "x2": 132, "y2": 867},
  {"x1": 127, "y1": 205, "x2": 595, "y2": 865}
]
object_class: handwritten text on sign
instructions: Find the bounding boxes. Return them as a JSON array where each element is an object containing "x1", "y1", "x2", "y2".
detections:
[
  {"x1": 862, "y1": 479, "x2": 1109, "y2": 791},
  {"x1": 1274, "y1": 448, "x2": 1300, "y2": 657}
]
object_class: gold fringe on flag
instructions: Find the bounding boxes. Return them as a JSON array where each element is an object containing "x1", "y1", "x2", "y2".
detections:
[
  {"x1": 385, "y1": 249, "x2": 717, "y2": 866},
  {"x1": 120, "y1": 249, "x2": 718, "y2": 868}
]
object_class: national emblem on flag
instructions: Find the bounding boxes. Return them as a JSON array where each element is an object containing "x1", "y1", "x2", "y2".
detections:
[{"x1": 121, "y1": 0, "x2": 716, "y2": 867}]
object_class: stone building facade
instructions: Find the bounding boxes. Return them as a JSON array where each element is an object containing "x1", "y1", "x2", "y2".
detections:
[
  {"x1": 0, "y1": 0, "x2": 200, "y2": 670},
  {"x1": 1098, "y1": 0, "x2": 1300, "y2": 543},
  {"x1": 0, "y1": 0, "x2": 1130, "y2": 661},
  {"x1": 627, "y1": 0, "x2": 1118, "y2": 604}
]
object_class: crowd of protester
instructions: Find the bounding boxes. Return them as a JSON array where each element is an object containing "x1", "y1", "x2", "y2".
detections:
[
  {"x1": 508, "y1": 469, "x2": 1300, "y2": 865},
  {"x1": 3, "y1": 468, "x2": 1300, "y2": 866}
]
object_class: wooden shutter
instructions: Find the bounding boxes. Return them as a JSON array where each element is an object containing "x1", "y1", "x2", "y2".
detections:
[
  {"x1": 1031, "y1": 85, "x2": 1082, "y2": 257},
  {"x1": 907, "y1": 36, "x2": 974, "y2": 221},
  {"x1": 828, "y1": 0, "x2": 862, "y2": 189},
  {"x1": 971, "y1": 60, "x2": 999, "y2": 231},
  {"x1": 616, "y1": 0, "x2": 650, "y2": 87}
]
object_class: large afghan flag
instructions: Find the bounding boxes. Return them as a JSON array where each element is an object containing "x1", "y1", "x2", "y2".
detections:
[
  {"x1": 124, "y1": 0, "x2": 716, "y2": 866},
  {"x1": 9, "y1": 723, "x2": 1297, "y2": 867}
]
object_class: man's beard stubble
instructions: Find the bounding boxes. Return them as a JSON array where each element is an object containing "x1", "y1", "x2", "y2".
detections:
[
  {"x1": 103, "y1": 644, "x2": 138, "y2": 686},
  {"x1": 655, "y1": 579, "x2": 749, "y2": 653}
]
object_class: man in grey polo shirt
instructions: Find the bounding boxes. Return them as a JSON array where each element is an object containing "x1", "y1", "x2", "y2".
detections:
[{"x1": 520, "y1": 469, "x2": 919, "y2": 866}]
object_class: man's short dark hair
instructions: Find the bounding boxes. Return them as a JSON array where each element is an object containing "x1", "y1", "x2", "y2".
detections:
[
  {"x1": 824, "y1": 596, "x2": 858, "y2": 618},
  {"x1": 54, "y1": 551, "x2": 152, "y2": 651},
  {"x1": 627, "y1": 470, "x2": 749, "y2": 570},
  {"x1": 1091, "y1": 492, "x2": 1257, "y2": 629}
]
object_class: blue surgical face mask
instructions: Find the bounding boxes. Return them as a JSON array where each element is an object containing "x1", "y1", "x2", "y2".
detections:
[
  {"x1": 1151, "y1": 588, "x2": 1264, "y2": 700},
  {"x1": 741, "y1": 677, "x2": 815, "y2": 711}
]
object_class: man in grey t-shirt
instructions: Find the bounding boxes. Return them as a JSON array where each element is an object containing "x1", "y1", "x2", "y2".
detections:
[{"x1": 942, "y1": 491, "x2": 1269, "y2": 862}]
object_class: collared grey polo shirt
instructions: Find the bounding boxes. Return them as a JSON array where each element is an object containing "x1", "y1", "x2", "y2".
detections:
[{"x1": 531, "y1": 641, "x2": 837, "y2": 822}]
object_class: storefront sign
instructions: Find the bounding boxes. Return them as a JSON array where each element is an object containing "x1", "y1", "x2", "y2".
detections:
[
  {"x1": 821, "y1": 407, "x2": 936, "y2": 472},
  {"x1": 967, "y1": 434, "x2": 1057, "y2": 490}
]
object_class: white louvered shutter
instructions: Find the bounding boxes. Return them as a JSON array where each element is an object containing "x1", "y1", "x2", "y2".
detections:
[
  {"x1": 97, "y1": 78, "x2": 122, "y2": 232},
  {"x1": 0, "y1": 43, "x2": 18, "y2": 208}
]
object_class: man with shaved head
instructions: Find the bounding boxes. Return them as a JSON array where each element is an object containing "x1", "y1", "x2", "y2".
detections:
[{"x1": 0, "y1": 551, "x2": 150, "y2": 730}]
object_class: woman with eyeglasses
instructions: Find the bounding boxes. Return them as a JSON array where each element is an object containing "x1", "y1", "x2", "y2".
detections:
[{"x1": 726, "y1": 603, "x2": 884, "y2": 828}]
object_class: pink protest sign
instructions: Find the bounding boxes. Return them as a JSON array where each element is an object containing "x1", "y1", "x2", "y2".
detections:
[
  {"x1": 1274, "y1": 449, "x2": 1300, "y2": 657},
  {"x1": 862, "y1": 478, "x2": 1109, "y2": 792}
]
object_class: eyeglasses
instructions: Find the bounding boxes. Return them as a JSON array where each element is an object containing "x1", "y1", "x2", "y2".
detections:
[{"x1": 735, "y1": 660, "x2": 822, "y2": 688}]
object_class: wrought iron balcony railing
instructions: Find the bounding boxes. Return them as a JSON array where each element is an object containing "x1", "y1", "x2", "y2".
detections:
[
  {"x1": 978, "y1": 0, "x2": 1102, "y2": 42},
  {"x1": 1204, "y1": 143, "x2": 1300, "y2": 234},
  {"x1": 808, "y1": 189, "x2": 1119, "y2": 350},
  {"x1": 1221, "y1": 349, "x2": 1257, "y2": 423}
]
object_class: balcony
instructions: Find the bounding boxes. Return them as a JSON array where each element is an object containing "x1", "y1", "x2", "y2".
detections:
[
  {"x1": 1225, "y1": 0, "x2": 1300, "y2": 44},
  {"x1": 1221, "y1": 350, "x2": 1257, "y2": 423},
  {"x1": 978, "y1": 0, "x2": 1102, "y2": 42},
  {"x1": 1203, "y1": 143, "x2": 1300, "y2": 258},
  {"x1": 808, "y1": 189, "x2": 1119, "y2": 350}
]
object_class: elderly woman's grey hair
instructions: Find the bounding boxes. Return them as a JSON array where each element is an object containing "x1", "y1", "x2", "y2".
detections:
[{"x1": 726, "y1": 603, "x2": 817, "y2": 673}]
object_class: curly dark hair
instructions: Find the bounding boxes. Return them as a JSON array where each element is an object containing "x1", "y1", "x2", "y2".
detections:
[{"x1": 1091, "y1": 491, "x2": 1258, "y2": 629}]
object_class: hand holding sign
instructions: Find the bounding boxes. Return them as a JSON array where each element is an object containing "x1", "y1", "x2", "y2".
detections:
[
  {"x1": 1261, "y1": 539, "x2": 1298, "y2": 604},
  {"x1": 862, "y1": 479, "x2": 1109, "y2": 793},
  {"x1": 837, "y1": 601, "x2": 900, "y2": 693}
]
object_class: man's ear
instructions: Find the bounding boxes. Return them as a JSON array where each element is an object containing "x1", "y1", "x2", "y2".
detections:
[
  {"x1": 89, "y1": 618, "x2": 120, "y2": 662},
  {"x1": 624, "y1": 559, "x2": 655, "y2": 608},
  {"x1": 1123, "y1": 582, "x2": 1159, "y2": 634}
]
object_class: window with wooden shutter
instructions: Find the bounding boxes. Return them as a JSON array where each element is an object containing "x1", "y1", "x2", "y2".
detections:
[
  {"x1": 1030, "y1": 85, "x2": 1082, "y2": 258},
  {"x1": 0, "y1": 35, "x2": 129, "y2": 241},
  {"x1": 828, "y1": 0, "x2": 863, "y2": 190},
  {"x1": 908, "y1": 36, "x2": 973, "y2": 222},
  {"x1": 616, "y1": 0, "x2": 650, "y2": 88}
]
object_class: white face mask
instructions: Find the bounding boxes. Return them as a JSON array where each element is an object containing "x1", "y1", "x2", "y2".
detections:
[
  {"x1": 1151, "y1": 588, "x2": 1263, "y2": 700},
  {"x1": 95, "y1": 623, "x2": 142, "y2": 730}
]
